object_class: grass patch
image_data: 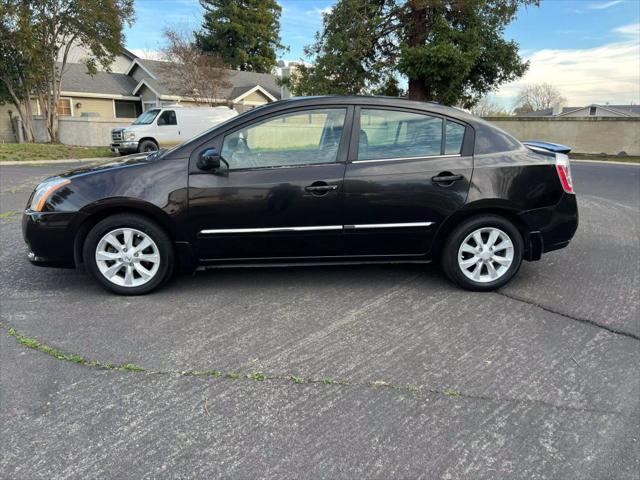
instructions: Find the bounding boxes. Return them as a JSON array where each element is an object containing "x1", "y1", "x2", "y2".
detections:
[
  {"x1": 0, "y1": 210, "x2": 21, "y2": 219},
  {"x1": 570, "y1": 153, "x2": 640, "y2": 164},
  {"x1": 0, "y1": 143, "x2": 116, "y2": 162}
]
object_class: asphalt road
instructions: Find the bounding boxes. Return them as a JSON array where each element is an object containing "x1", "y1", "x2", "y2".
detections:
[{"x1": 1, "y1": 160, "x2": 638, "y2": 479}]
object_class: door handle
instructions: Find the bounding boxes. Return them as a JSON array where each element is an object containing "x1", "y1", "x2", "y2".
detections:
[
  {"x1": 305, "y1": 184, "x2": 338, "y2": 193},
  {"x1": 431, "y1": 173, "x2": 464, "y2": 184}
]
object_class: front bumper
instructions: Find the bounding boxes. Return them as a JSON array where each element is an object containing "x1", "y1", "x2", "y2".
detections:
[
  {"x1": 519, "y1": 193, "x2": 579, "y2": 258},
  {"x1": 22, "y1": 210, "x2": 87, "y2": 268},
  {"x1": 110, "y1": 141, "x2": 138, "y2": 154}
]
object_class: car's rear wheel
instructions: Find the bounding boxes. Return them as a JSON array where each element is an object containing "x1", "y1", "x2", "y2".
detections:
[
  {"x1": 441, "y1": 214, "x2": 523, "y2": 291},
  {"x1": 83, "y1": 214, "x2": 174, "y2": 295}
]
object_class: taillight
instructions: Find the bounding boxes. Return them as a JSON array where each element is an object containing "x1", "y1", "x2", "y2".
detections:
[{"x1": 555, "y1": 153, "x2": 574, "y2": 194}]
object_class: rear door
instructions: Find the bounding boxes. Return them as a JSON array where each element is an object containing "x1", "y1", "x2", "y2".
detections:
[
  {"x1": 188, "y1": 106, "x2": 352, "y2": 261},
  {"x1": 343, "y1": 106, "x2": 473, "y2": 256}
]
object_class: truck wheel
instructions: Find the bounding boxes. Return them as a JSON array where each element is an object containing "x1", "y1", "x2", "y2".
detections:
[
  {"x1": 441, "y1": 214, "x2": 524, "y2": 291},
  {"x1": 138, "y1": 139, "x2": 158, "y2": 153},
  {"x1": 83, "y1": 213, "x2": 174, "y2": 295}
]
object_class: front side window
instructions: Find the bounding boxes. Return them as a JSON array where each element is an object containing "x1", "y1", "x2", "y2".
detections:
[
  {"x1": 221, "y1": 108, "x2": 347, "y2": 169},
  {"x1": 158, "y1": 110, "x2": 177, "y2": 126},
  {"x1": 358, "y1": 109, "x2": 443, "y2": 160}
]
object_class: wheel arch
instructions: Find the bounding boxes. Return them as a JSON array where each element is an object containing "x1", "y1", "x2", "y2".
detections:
[
  {"x1": 430, "y1": 200, "x2": 533, "y2": 261},
  {"x1": 73, "y1": 199, "x2": 176, "y2": 268},
  {"x1": 137, "y1": 137, "x2": 159, "y2": 151}
]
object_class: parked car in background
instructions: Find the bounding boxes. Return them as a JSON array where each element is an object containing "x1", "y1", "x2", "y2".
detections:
[
  {"x1": 110, "y1": 106, "x2": 238, "y2": 154},
  {"x1": 24, "y1": 96, "x2": 578, "y2": 295}
]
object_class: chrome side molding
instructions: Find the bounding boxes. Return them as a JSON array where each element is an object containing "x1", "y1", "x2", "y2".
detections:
[{"x1": 200, "y1": 222, "x2": 434, "y2": 235}]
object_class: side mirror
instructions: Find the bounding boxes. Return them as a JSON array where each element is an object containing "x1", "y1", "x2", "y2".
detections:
[{"x1": 197, "y1": 148, "x2": 222, "y2": 171}]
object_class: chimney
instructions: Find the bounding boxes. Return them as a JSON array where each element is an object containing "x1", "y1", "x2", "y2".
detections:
[{"x1": 552, "y1": 101, "x2": 564, "y2": 116}]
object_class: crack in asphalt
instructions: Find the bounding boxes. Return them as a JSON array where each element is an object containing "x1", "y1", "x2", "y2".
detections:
[
  {"x1": 2, "y1": 322, "x2": 636, "y2": 420},
  {"x1": 495, "y1": 291, "x2": 640, "y2": 341}
]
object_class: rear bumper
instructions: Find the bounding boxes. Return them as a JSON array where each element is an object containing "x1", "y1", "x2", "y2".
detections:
[
  {"x1": 519, "y1": 193, "x2": 579, "y2": 258},
  {"x1": 22, "y1": 210, "x2": 86, "y2": 268}
]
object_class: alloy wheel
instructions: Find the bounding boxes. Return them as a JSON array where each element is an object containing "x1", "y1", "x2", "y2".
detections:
[
  {"x1": 95, "y1": 228, "x2": 160, "y2": 287},
  {"x1": 457, "y1": 227, "x2": 514, "y2": 283}
]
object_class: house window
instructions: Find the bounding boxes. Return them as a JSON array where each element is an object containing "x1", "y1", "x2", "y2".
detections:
[
  {"x1": 57, "y1": 98, "x2": 72, "y2": 116},
  {"x1": 589, "y1": 106, "x2": 597, "y2": 116},
  {"x1": 114, "y1": 100, "x2": 138, "y2": 118}
]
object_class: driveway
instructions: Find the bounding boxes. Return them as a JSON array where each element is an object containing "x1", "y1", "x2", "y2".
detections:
[{"x1": 1, "y1": 160, "x2": 638, "y2": 479}]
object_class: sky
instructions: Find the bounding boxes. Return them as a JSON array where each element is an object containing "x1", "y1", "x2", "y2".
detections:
[{"x1": 125, "y1": 0, "x2": 640, "y2": 109}]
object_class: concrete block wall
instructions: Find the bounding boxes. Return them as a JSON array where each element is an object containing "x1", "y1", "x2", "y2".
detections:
[
  {"x1": 32, "y1": 116, "x2": 134, "y2": 146},
  {"x1": 485, "y1": 117, "x2": 640, "y2": 156},
  {"x1": 0, "y1": 104, "x2": 17, "y2": 143}
]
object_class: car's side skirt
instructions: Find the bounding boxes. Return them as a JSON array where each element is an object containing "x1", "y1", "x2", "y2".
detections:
[{"x1": 196, "y1": 257, "x2": 432, "y2": 271}]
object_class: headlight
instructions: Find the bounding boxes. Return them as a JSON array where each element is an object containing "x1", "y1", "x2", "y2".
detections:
[
  {"x1": 123, "y1": 131, "x2": 136, "y2": 141},
  {"x1": 30, "y1": 177, "x2": 71, "y2": 212}
]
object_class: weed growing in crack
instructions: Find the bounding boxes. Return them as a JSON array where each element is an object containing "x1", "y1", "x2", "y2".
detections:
[
  {"x1": 443, "y1": 389, "x2": 462, "y2": 398},
  {"x1": 120, "y1": 363, "x2": 145, "y2": 372},
  {"x1": 3, "y1": 324, "x2": 470, "y2": 402}
]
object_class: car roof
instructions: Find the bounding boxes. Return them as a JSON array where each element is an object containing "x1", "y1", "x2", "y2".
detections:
[
  {"x1": 168, "y1": 95, "x2": 520, "y2": 158},
  {"x1": 252, "y1": 95, "x2": 483, "y2": 127}
]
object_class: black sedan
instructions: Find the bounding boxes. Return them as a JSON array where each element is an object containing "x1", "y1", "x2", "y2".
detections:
[{"x1": 22, "y1": 96, "x2": 578, "y2": 295}]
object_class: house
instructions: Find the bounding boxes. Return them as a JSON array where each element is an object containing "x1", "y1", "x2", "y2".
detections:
[
  {"x1": 126, "y1": 58, "x2": 281, "y2": 113},
  {"x1": 519, "y1": 103, "x2": 640, "y2": 118},
  {"x1": 0, "y1": 49, "x2": 283, "y2": 143}
]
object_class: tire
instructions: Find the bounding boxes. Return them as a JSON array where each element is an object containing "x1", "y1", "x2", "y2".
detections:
[
  {"x1": 83, "y1": 213, "x2": 174, "y2": 295},
  {"x1": 441, "y1": 214, "x2": 524, "y2": 291},
  {"x1": 138, "y1": 139, "x2": 158, "y2": 153}
]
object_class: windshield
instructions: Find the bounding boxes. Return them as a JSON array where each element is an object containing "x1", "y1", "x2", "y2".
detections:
[{"x1": 133, "y1": 109, "x2": 160, "y2": 125}]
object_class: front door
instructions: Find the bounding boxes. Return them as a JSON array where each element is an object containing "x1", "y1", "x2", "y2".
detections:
[
  {"x1": 188, "y1": 106, "x2": 352, "y2": 262},
  {"x1": 155, "y1": 109, "x2": 180, "y2": 148},
  {"x1": 343, "y1": 107, "x2": 473, "y2": 256}
]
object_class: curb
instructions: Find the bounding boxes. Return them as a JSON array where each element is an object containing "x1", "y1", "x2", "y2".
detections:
[
  {"x1": 571, "y1": 159, "x2": 640, "y2": 166},
  {"x1": 0, "y1": 157, "x2": 114, "y2": 166}
]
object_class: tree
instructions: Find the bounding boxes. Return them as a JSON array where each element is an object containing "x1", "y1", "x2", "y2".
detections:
[
  {"x1": 195, "y1": 0, "x2": 285, "y2": 73},
  {"x1": 161, "y1": 28, "x2": 231, "y2": 106},
  {"x1": 292, "y1": 0, "x2": 538, "y2": 108},
  {"x1": 513, "y1": 83, "x2": 566, "y2": 114},
  {"x1": 0, "y1": 0, "x2": 134, "y2": 142},
  {"x1": 471, "y1": 96, "x2": 510, "y2": 117},
  {"x1": 0, "y1": 1, "x2": 45, "y2": 142}
]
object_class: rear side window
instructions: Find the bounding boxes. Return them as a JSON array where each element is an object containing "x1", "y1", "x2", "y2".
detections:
[
  {"x1": 158, "y1": 110, "x2": 177, "y2": 126},
  {"x1": 358, "y1": 109, "x2": 443, "y2": 160},
  {"x1": 445, "y1": 120, "x2": 465, "y2": 155}
]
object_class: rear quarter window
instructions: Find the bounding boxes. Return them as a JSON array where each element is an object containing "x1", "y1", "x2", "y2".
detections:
[
  {"x1": 474, "y1": 122, "x2": 522, "y2": 154},
  {"x1": 445, "y1": 120, "x2": 465, "y2": 155}
]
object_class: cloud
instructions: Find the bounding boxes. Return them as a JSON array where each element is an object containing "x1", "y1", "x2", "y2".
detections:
[
  {"x1": 495, "y1": 23, "x2": 640, "y2": 106},
  {"x1": 129, "y1": 48, "x2": 165, "y2": 61},
  {"x1": 305, "y1": 6, "x2": 333, "y2": 17},
  {"x1": 615, "y1": 22, "x2": 640, "y2": 37},
  {"x1": 587, "y1": 0, "x2": 623, "y2": 9}
]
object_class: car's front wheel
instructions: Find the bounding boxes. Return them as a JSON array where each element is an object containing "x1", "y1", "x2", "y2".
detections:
[
  {"x1": 83, "y1": 214, "x2": 174, "y2": 295},
  {"x1": 441, "y1": 214, "x2": 523, "y2": 291},
  {"x1": 138, "y1": 139, "x2": 158, "y2": 153}
]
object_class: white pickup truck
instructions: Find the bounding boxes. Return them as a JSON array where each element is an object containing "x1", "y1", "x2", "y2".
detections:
[{"x1": 110, "y1": 106, "x2": 238, "y2": 155}]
